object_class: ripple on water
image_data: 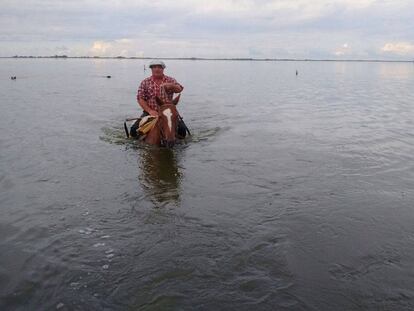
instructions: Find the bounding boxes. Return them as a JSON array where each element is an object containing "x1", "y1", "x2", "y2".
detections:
[{"x1": 1, "y1": 60, "x2": 414, "y2": 310}]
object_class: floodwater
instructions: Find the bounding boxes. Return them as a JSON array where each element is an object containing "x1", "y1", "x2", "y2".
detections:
[{"x1": 1, "y1": 58, "x2": 414, "y2": 310}]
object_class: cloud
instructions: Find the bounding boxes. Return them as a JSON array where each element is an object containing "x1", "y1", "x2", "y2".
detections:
[
  {"x1": 86, "y1": 39, "x2": 146, "y2": 57},
  {"x1": 334, "y1": 43, "x2": 351, "y2": 56},
  {"x1": 90, "y1": 41, "x2": 112, "y2": 55},
  {"x1": 381, "y1": 42, "x2": 414, "y2": 55},
  {"x1": 115, "y1": 38, "x2": 133, "y2": 44},
  {"x1": 1, "y1": 0, "x2": 414, "y2": 59}
]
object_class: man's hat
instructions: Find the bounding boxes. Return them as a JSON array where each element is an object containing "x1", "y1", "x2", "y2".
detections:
[{"x1": 149, "y1": 60, "x2": 166, "y2": 68}]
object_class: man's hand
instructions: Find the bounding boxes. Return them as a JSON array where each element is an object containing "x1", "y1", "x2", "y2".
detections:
[
  {"x1": 161, "y1": 83, "x2": 174, "y2": 91},
  {"x1": 138, "y1": 97, "x2": 158, "y2": 116},
  {"x1": 161, "y1": 83, "x2": 183, "y2": 93}
]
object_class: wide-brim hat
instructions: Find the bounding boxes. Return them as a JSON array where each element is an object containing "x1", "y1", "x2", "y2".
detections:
[{"x1": 149, "y1": 60, "x2": 166, "y2": 68}]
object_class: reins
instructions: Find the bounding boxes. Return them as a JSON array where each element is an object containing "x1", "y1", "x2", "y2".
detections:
[{"x1": 160, "y1": 85, "x2": 191, "y2": 137}]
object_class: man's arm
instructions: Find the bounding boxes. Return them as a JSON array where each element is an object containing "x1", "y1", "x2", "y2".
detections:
[
  {"x1": 138, "y1": 97, "x2": 158, "y2": 116},
  {"x1": 137, "y1": 80, "x2": 158, "y2": 116},
  {"x1": 162, "y1": 82, "x2": 184, "y2": 93}
]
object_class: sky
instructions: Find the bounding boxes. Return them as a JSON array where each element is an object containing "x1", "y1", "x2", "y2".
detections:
[{"x1": 1, "y1": 0, "x2": 414, "y2": 60}]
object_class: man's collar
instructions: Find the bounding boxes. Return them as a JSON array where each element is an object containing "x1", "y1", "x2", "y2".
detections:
[{"x1": 151, "y1": 75, "x2": 166, "y2": 82}]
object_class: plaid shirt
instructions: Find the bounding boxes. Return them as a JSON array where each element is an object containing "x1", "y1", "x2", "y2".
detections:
[{"x1": 137, "y1": 75, "x2": 183, "y2": 111}]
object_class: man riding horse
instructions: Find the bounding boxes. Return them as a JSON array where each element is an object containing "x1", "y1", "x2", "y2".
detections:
[{"x1": 131, "y1": 60, "x2": 186, "y2": 138}]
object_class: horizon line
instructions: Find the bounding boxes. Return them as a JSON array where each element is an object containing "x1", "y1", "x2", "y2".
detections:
[{"x1": 1, "y1": 55, "x2": 413, "y2": 63}]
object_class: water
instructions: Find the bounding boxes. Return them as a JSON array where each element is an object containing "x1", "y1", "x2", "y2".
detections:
[{"x1": 1, "y1": 58, "x2": 414, "y2": 310}]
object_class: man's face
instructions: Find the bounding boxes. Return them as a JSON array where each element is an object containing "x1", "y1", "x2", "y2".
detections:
[{"x1": 151, "y1": 65, "x2": 164, "y2": 78}]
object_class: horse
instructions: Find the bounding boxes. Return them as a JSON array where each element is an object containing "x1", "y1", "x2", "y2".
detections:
[{"x1": 142, "y1": 94, "x2": 181, "y2": 148}]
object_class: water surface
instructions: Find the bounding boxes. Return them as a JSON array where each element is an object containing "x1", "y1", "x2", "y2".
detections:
[{"x1": 1, "y1": 59, "x2": 414, "y2": 310}]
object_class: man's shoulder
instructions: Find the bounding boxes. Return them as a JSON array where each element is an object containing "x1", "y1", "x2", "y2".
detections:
[
  {"x1": 139, "y1": 76, "x2": 156, "y2": 87},
  {"x1": 141, "y1": 76, "x2": 153, "y2": 84},
  {"x1": 164, "y1": 75, "x2": 177, "y2": 82}
]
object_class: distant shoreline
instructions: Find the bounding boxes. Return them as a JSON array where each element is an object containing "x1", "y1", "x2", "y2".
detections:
[{"x1": 1, "y1": 55, "x2": 413, "y2": 63}]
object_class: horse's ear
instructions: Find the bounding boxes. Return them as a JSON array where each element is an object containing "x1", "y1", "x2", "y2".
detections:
[
  {"x1": 155, "y1": 96, "x2": 164, "y2": 106},
  {"x1": 172, "y1": 94, "x2": 181, "y2": 105}
]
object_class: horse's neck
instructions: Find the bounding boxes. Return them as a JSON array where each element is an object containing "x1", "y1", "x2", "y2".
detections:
[{"x1": 144, "y1": 120, "x2": 161, "y2": 145}]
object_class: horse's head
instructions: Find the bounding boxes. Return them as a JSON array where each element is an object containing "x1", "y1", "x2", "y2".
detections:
[{"x1": 156, "y1": 95, "x2": 180, "y2": 148}]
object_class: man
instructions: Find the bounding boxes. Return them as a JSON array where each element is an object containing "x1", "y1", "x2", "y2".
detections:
[{"x1": 131, "y1": 60, "x2": 185, "y2": 137}]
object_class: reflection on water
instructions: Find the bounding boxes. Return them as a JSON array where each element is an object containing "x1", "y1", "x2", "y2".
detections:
[
  {"x1": 137, "y1": 147, "x2": 182, "y2": 206},
  {"x1": 378, "y1": 62, "x2": 414, "y2": 79}
]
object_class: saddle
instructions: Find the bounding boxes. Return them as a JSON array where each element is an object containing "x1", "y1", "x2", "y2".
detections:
[
  {"x1": 129, "y1": 115, "x2": 187, "y2": 139},
  {"x1": 130, "y1": 116, "x2": 157, "y2": 138},
  {"x1": 138, "y1": 116, "x2": 158, "y2": 135}
]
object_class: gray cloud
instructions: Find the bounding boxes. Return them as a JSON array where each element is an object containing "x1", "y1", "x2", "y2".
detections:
[{"x1": 1, "y1": 0, "x2": 413, "y2": 59}]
